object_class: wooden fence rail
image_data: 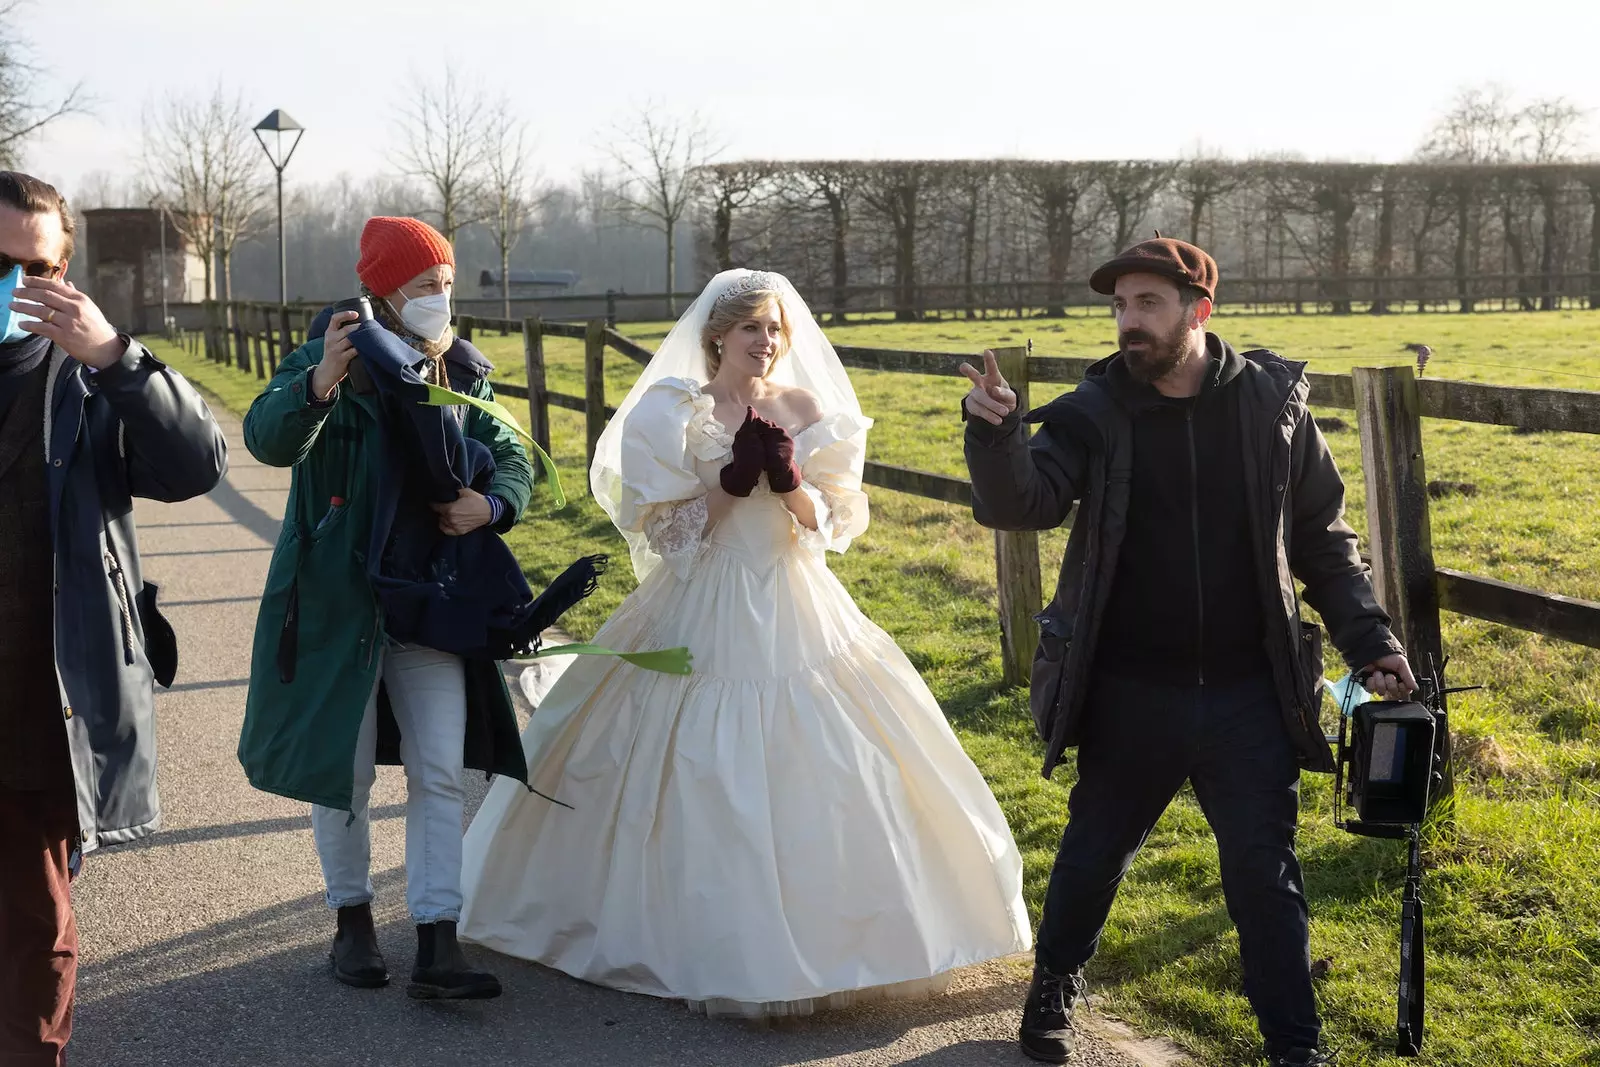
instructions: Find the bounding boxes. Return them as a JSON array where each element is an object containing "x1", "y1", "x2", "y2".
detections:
[{"x1": 492, "y1": 316, "x2": 1600, "y2": 658}]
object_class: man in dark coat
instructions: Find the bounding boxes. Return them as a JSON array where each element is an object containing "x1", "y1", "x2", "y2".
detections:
[
  {"x1": 0, "y1": 170, "x2": 227, "y2": 1065},
  {"x1": 960, "y1": 238, "x2": 1416, "y2": 1067}
]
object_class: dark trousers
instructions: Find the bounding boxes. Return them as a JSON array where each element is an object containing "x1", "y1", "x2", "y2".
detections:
[
  {"x1": 1034, "y1": 672, "x2": 1319, "y2": 1056},
  {"x1": 0, "y1": 783, "x2": 78, "y2": 1067}
]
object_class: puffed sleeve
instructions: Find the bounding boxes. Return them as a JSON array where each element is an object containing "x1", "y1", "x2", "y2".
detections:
[
  {"x1": 792, "y1": 411, "x2": 873, "y2": 555},
  {"x1": 616, "y1": 378, "x2": 730, "y2": 580}
]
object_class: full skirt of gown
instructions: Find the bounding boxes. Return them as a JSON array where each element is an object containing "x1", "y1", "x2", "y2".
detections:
[{"x1": 459, "y1": 404, "x2": 1031, "y2": 1017}]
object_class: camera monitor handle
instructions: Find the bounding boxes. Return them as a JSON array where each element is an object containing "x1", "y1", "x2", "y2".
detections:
[{"x1": 1332, "y1": 654, "x2": 1476, "y2": 1057}]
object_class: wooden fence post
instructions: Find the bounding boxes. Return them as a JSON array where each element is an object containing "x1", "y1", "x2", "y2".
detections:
[
  {"x1": 522, "y1": 316, "x2": 551, "y2": 456},
  {"x1": 991, "y1": 343, "x2": 1042, "y2": 687},
  {"x1": 212, "y1": 300, "x2": 226, "y2": 364},
  {"x1": 278, "y1": 304, "x2": 292, "y2": 365},
  {"x1": 232, "y1": 302, "x2": 248, "y2": 372},
  {"x1": 457, "y1": 314, "x2": 475, "y2": 343},
  {"x1": 250, "y1": 305, "x2": 265, "y2": 379},
  {"x1": 1352, "y1": 364, "x2": 1453, "y2": 826},
  {"x1": 583, "y1": 318, "x2": 607, "y2": 472}
]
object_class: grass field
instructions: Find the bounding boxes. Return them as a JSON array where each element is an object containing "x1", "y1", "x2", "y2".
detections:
[{"x1": 148, "y1": 307, "x2": 1600, "y2": 1066}]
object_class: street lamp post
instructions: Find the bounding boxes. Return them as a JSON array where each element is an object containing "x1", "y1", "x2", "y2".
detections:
[
  {"x1": 150, "y1": 198, "x2": 170, "y2": 338},
  {"x1": 251, "y1": 110, "x2": 305, "y2": 338}
]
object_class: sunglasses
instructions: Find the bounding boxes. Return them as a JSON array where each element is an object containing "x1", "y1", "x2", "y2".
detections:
[{"x1": 0, "y1": 253, "x2": 64, "y2": 279}]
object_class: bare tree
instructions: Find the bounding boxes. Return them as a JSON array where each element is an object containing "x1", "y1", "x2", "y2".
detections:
[
  {"x1": 797, "y1": 163, "x2": 858, "y2": 322},
  {"x1": 698, "y1": 162, "x2": 775, "y2": 272},
  {"x1": 1419, "y1": 84, "x2": 1522, "y2": 165},
  {"x1": 1519, "y1": 99, "x2": 1589, "y2": 307},
  {"x1": 1095, "y1": 161, "x2": 1176, "y2": 253},
  {"x1": 606, "y1": 107, "x2": 717, "y2": 313},
  {"x1": 947, "y1": 163, "x2": 993, "y2": 319},
  {"x1": 1416, "y1": 88, "x2": 1519, "y2": 312},
  {"x1": 0, "y1": 1, "x2": 86, "y2": 168},
  {"x1": 1009, "y1": 161, "x2": 1099, "y2": 316},
  {"x1": 143, "y1": 85, "x2": 270, "y2": 308},
  {"x1": 392, "y1": 70, "x2": 491, "y2": 244},
  {"x1": 858, "y1": 162, "x2": 944, "y2": 322},
  {"x1": 1173, "y1": 156, "x2": 1241, "y2": 245},
  {"x1": 1520, "y1": 98, "x2": 1590, "y2": 163},
  {"x1": 481, "y1": 97, "x2": 538, "y2": 319}
]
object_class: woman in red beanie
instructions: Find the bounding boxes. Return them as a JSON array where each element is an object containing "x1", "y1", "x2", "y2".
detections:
[{"x1": 239, "y1": 216, "x2": 536, "y2": 1000}]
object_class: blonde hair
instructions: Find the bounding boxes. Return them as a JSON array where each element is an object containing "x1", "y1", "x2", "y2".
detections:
[{"x1": 702, "y1": 288, "x2": 792, "y2": 378}]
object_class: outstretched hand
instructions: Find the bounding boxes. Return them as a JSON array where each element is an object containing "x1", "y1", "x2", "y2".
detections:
[{"x1": 958, "y1": 350, "x2": 1018, "y2": 425}]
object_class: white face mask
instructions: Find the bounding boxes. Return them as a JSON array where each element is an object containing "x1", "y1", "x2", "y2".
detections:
[{"x1": 393, "y1": 291, "x2": 452, "y2": 342}]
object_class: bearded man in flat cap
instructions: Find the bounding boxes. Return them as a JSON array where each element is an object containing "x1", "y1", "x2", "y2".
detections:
[{"x1": 960, "y1": 238, "x2": 1417, "y2": 1067}]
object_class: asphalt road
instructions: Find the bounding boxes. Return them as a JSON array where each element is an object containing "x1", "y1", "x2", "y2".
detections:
[{"x1": 68, "y1": 408, "x2": 1155, "y2": 1067}]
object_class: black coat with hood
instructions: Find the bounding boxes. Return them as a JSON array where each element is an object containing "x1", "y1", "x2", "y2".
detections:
[{"x1": 964, "y1": 335, "x2": 1402, "y2": 777}]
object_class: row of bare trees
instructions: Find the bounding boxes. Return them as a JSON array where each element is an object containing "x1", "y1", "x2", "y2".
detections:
[
  {"x1": 681, "y1": 87, "x2": 1600, "y2": 318},
  {"x1": 693, "y1": 156, "x2": 1600, "y2": 318}
]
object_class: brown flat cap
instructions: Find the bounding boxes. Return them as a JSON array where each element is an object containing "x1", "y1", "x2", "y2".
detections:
[{"x1": 1089, "y1": 237, "x2": 1218, "y2": 301}]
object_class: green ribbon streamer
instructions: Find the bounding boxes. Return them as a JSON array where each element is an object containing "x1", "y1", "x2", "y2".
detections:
[
  {"x1": 515, "y1": 642, "x2": 694, "y2": 676},
  {"x1": 419, "y1": 383, "x2": 566, "y2": 509}
]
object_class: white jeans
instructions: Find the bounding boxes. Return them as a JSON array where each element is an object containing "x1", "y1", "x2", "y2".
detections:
[{"x1": 311, "y1": 644, "x2": 468, "y2": 923}]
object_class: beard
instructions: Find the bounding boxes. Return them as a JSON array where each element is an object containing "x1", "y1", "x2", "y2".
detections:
[{"x1": 1120, "y1": 318, "x2": 1194, "y2": 384}]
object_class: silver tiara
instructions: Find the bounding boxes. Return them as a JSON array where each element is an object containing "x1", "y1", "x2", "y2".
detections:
[{"x1": 711, "y1": 270, "x2": 784, "y2": 309}]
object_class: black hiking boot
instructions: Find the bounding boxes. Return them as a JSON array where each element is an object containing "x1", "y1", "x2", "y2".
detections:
[
  {"x1": 330, "y1": 903, "x2": 388, "y2": 988},
  {"x1": 1018, "y1": 964, "x2": 1086, "y2": 1063},
  {"x1": 406, "y1": 920, "x2": 501, "y2": 1000},
  {"x1": 1270, "y1": 1050, "x2": 1334, "y2": 1067}
]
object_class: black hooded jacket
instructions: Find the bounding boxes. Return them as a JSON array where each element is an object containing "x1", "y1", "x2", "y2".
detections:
[
  {"x1": 1093, "y1": 335, "x2": 1267, "y2": 685},
  {"x1": 964, "y1": 334, "x2": 1402, "y2": 776}
]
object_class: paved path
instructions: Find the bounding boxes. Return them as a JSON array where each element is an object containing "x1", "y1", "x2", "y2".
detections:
[{"x1": 69, "y1": 408, "x2": 1156, "y2": 1067}]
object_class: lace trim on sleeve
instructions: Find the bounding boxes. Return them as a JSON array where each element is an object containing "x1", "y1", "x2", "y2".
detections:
[
  {"x1": 642, "y1": 495, "x2": 709, "y2": 579},
  {"x1": 796, "y1": 482, "x2": 859, "y2": 554}
]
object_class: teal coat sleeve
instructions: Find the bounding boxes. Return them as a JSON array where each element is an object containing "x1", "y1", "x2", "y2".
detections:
[
  {"x1": 244, "y1": 343, "x2": 337, "y2": 468},
  {"x1": 465, "y1": 376, "x2": 534, "y2": 532}
]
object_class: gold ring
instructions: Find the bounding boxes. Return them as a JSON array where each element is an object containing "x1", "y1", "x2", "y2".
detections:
[{"x1": 45, "y1": 308, "x2": 56, "y2": 323}]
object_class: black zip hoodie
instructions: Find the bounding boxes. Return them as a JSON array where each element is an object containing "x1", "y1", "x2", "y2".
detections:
[{"x1": 1093, "y1": 333, "x2": 1269, "y2": 686}]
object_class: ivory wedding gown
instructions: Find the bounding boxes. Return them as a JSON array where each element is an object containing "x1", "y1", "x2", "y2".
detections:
[{"x1": 458, "y1": 377, "x2": 1031, "y2": 1016}]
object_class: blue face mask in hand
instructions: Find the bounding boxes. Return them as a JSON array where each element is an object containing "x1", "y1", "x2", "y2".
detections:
[{"x1": 0, "y1": 265, "x2": 37, "y2": 344}]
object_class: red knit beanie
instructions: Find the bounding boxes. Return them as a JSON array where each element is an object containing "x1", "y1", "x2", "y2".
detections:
[{"x1": 355, "y1": 216, "x2": 455, "y2": 297}]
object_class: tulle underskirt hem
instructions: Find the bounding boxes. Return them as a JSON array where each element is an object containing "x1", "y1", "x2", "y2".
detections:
[{"x1": 683, "y1": 971, "x2": 956, "y2": 1019}]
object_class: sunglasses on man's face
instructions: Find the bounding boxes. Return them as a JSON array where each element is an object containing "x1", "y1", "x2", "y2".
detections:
[{"x1": 0, "y1": 253, "x2": 63, "y2": 278}]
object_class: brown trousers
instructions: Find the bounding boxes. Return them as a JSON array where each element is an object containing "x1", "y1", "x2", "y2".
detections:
[{"x1": 0, "y1": 783, "x2": 77, "y2": 1067}]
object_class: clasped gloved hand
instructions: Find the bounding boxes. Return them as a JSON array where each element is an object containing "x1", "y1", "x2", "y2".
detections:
[
  {"x1": 760, "y1": 422, "x2": 801, "y2": 494},
  {"x1": 720, "y1": 407, "x2": 774, "y2": 497}
]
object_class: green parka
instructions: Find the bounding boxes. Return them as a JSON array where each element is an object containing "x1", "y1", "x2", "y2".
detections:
[{"x1": 238, "y1": 336, "x2": 536, "y2": 811}]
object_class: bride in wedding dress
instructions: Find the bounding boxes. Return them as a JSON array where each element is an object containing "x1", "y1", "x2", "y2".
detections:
[{"x1": 458, "y1": 269, "x2": 1030, "y2": 1016}]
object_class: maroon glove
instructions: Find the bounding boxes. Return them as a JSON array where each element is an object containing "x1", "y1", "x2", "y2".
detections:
[
  {"x1": 720, "y1": 407, "x2": 768, "y2": 497},
  {"x1": 761, "y1": 423, "x2": 802, "y2": 494}
]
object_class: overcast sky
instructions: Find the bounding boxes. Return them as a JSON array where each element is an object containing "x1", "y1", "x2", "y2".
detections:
[{"x1": 22, "y1": 0, "x2": 1600, "y2": 203}]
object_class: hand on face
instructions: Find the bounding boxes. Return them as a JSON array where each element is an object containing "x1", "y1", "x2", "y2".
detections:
[
  {"x1": 12, "y1": 276, "x2": 123, "y2": 369},
  {"x1": 958, "y1": 350, "x2": 1017, "y2": 425}
]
